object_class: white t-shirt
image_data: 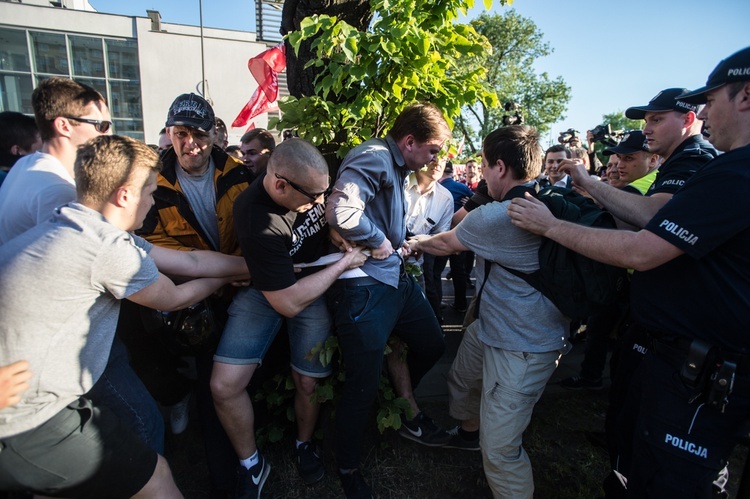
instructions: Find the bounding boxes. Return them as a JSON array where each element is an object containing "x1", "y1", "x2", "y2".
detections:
[{"x1": 0, "y1": 152, "x2": 76, "y2": 244}]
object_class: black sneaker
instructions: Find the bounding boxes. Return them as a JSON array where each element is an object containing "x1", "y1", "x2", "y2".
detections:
[
  {"x1": 339, "y1": 469, "x2": 373, "y2": 499},
  {"x1": 443, "y1": 425, "x2": 480, "y2": 451},
  {"x1": 236, "y1": 453, "x2": 270, "y2": 499},
  {"x1": 559, "y1": 375, "x2": 603, "y2": 390},
  {"x1": 398, "y1": 411, "x2": 450, "y2": 447},
  {"x1": 296, "y1": 441, "x2": 324, "y2": 485}
]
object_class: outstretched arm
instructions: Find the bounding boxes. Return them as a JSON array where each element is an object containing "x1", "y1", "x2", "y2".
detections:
[
  {"x1": 127, "y1": 274, "x2": 243, "y2": 312},
  {"x1": 407, "y1": 229, "x2": 468, "y2": 258},
  {"x1": 149, "y1": 245, "x2": 250, "y2": 280},
  {"x1": 506, "y1": 193, "x2": 683, "y2": 271}
]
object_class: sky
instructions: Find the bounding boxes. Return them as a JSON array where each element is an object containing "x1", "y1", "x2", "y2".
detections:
[{"x1": 89, "y1": 0, "x2": 750, "y2": 144}]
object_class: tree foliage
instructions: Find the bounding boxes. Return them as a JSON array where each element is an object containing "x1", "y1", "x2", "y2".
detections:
[
  {"x1": 600, "y1": 110, "x2": 643, "y2": 133},
  {"x1": 456, "y1": 11, "x2": 570, "y2": 154},
  {"x1": 272, "y1": 0, "x2": 513, "y2": 160}
]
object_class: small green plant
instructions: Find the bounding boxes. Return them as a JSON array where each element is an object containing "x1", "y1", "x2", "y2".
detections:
[{"x1": 253, "y1": 334, "x2": 413, "y2": 445}]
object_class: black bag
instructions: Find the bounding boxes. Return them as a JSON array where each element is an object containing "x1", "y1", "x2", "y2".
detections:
[
  {"x1": 479, "y1": 185, "x2": 627, "y2": 321},
  {"x1": 140, "y1": 296, "x2": 227, "y2": 356}
]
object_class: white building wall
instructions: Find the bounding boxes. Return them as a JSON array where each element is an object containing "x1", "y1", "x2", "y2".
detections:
[{"x1": 1, "y1": 2, "x2": 275, "y2": 146}]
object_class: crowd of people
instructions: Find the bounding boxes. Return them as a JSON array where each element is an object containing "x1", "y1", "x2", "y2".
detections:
[{"x1": 0, "y1": 44, "x2": 748, "y2": 499}]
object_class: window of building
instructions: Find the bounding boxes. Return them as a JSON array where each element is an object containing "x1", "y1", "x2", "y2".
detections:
[{"x1": 0, "y1": 27, "x2": 144, "y2": 140}]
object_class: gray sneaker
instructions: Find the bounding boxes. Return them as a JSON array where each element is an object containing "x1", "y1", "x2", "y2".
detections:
[{"x1": 443, "y1": 426, "x2": 480, "y2": 451}]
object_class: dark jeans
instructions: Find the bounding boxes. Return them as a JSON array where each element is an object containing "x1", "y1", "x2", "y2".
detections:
[
  {"x1": 86, "y1": 337, "x2": 164, "y2": 454},
  {"x1": 579, "y1": 304, "x2": 628, "y2": 381},
  {"x1": 327, "y1": 274, "x2": 446, "y2": 470},
  {"x1": 421, "y1": 253, "x2": 442, "y2": 320},
  {"x1": 434, "y1": 252, "x2": 468, "y2": 309}
]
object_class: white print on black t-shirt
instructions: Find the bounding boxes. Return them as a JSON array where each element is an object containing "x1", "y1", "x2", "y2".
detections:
[
  {"x1": 658, "y1": 219, "x2": 699, "y2": 245},
  {"x1": 290, "y1": 203, "x2": 327, "y2": 256}
]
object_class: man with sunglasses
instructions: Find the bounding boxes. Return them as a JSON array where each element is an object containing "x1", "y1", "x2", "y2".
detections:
[
  {"x1": 0, "y1": 76, "x2": 112, "y2": 244},
  {"x1": 211, "y1": 138, "x2": 367, "y2": 497}
]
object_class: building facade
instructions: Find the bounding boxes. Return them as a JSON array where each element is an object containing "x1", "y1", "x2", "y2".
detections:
[{"x1": 0, "y1": 0, "x2": 284, "y2": 145}]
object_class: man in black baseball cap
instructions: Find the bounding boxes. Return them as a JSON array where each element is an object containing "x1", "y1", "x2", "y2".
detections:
[
  {"x1": 133, "y1": 92, "x2": 251, "y2": 494},
  {"x1": 624, "y1": 87, "x2": 699, "y2": 119},
  {"x1": 602, "y1": 130, "x2": 659, "y2": 195}
]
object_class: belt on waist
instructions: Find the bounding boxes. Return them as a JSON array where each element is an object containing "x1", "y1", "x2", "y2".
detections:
[
  {"x1": 334, "y1": 275, "x2": 382, "y2": 287},
  {"x1": 647, "y1": 330, "x2": 750, "y2": 375}
]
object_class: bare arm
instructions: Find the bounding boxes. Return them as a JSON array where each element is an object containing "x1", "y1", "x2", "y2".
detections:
[
  {"x1": 506, "y1": 193, "x2": 684, "y2": 271},
  {"x1": 148, "y1": 245, "x2": 250, "y2": 280},
  {"x1": 451, "y1": 207, "x2": 468, "y2": 228},
  {"x1": 407, "y1": 229, "x2": 468, "y2": 257},
  {"x1": 262, "y1": 247, "x2": 368, "y2": 318},
  {"x1": 561, "y1": 160, "x2": 671, "y2": 228},
  {"x1": 127, "y1": 273, "x2": 240, "y2": 312}
]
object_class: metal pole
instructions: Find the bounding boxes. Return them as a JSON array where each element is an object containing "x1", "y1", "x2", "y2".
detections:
[{"x1": 199, "y1": 0, "x2": 206, "y2": 99}]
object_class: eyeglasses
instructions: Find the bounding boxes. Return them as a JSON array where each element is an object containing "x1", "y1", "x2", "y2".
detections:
[
  {"x1": 65, "y1": 116, "x2": 112, "y2": 134},
  {"x1": 275, "y1": 173, "x2": 331, "y2": 201}
]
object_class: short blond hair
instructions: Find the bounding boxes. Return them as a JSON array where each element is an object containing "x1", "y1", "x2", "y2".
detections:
[{"x1": 75, "y1": 135, "x2": 161, "y2": 205}]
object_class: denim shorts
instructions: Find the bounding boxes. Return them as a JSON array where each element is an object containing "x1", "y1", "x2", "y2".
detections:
[{"x1": 214, "y1": 287, "x2": 332, "y2": 377}]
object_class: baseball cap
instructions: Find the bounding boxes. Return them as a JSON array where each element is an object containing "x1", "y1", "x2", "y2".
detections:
[
  {"x1": 625, "y1": 88, "x2": 699, "y2": 120},
  {"x1": 603, "y1": 130, "x2": 649, "y2": 156},
  {"x1": 444, "y1": 160, "x2": 454, "y2": 174},
  {"x1": 165, "y1": 93, "x2": 215, "y2": 132},
  {"x1": 681, "y1": 46, "x2": 750, "y2": 104}
]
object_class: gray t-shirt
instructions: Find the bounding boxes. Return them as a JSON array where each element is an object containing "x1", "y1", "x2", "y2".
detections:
[
  {"x1": 175, "y1": 157, "x2": 220, "y2": 250},
  {"x1": 0, "y1": 202, "x2": 159, "y2": 438},
  {"x1": 456, "y1": 199, "x2": 568, "y2": 352}
]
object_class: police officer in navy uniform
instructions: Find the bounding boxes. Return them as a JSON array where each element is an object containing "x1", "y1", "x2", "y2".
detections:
[{"x1": 506, "y1": 45, "x2": 750, "y2": 498}]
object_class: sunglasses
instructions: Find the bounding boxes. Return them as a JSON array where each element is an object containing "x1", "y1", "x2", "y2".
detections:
[
  {"x1": 275, "y1": 173, "x2": 331, "y2": 201},
  {"x1": 65, "y1": 116, "x2": 113, "y2": 134}
]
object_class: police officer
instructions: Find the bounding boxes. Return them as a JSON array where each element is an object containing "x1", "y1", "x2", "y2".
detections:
[{"x1": 506, "y1": 46, "x2": 750, "y2": 497}]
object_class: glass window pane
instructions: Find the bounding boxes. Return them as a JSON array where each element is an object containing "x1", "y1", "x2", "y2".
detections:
[
  {"x1": 70, "y1": 36, "x2": 105, "y2": 77},
  {"x1": 113, "y1": 119, "x2": 144, "y2": 141},
  {"x1": 0, "y1": 73, "x2": 34, "y2": 113},
  {"x1": 106, "y1": 39, "x2": 139, "y2": 80},
  {"x1": 75, "y1": 77, "x2": 107, "y2": 100},
  {"x1": 30, "y1": 32, "x2": 68, "y2": 75},
  {"x1": 109, "y1": 80, "x2": 142, "y2": 119},
  {"x1": 0, "y1": 28, "x2": 31, "y2": 72}
]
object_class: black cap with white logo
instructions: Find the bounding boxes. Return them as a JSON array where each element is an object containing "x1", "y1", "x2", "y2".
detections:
[
  {"x1": 681, "y1": 46, "x2": 750, "y2": 104},
  {"x1": 625, "y1": 88, "x2": 699, "y2": 120}
]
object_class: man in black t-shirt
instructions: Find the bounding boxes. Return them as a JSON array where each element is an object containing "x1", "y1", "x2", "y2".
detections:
[
  {"x1": 210, "y1": 138, "x2": 367, "y2": 497},
  {"x1": 507, "y1": 45, "x2": 750, "y2": 498}
]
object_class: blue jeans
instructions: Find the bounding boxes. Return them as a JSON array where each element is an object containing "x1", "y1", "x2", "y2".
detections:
[
  {"x1": 86, "y1": 337, "x2": 164, "y2": 454},
  {"x1": 327, "y1": 274, "x2": 445, "y2": 469}
]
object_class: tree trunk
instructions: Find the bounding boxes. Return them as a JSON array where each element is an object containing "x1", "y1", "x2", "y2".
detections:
[{"x1": 281, "y1": 0, "x2": 372, "y2": 99}]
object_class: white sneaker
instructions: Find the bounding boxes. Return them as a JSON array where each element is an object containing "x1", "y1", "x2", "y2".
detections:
[{"x1": 170, "y1": 393, "x2": 190, "y2": 434}]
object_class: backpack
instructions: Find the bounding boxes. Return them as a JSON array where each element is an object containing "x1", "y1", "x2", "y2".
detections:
[{"x1": 477, "y1": 184, "x2": 627, "y2": 321}]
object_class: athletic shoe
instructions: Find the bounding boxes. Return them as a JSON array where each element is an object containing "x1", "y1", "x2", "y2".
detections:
[
  {"x1": 339, "y1": 469, "x2": 373, "y2": 499},
  {"x1": 559, "y1": 375, "x2": 603, "y2": 390},
  {"x1": 398, "y1": 411, "x2": 451, "y2": 447},
  {"x1": 170, "y1": 393, "x2": 190, "y2": 435},
  {"x1": 236, "y1": 453, "x2": 270, "y2": 499},
  {"x1": 443, "y1": 425, "x2": 480, "y2": 451},
  {"x1": 296, "y1": 441, "x2": 324, "y2": 485}
]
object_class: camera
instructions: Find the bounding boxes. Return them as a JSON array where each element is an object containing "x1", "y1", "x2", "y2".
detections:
[
  {"x1": 558, "y1": 128, "x2": 580, "y2": 144},
  {"x1": 588, "y1": 123, "x2": 625, "y2": 147},
  {"x1": 502, "y1": 101, "x2": 524, "y2": 126}
]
